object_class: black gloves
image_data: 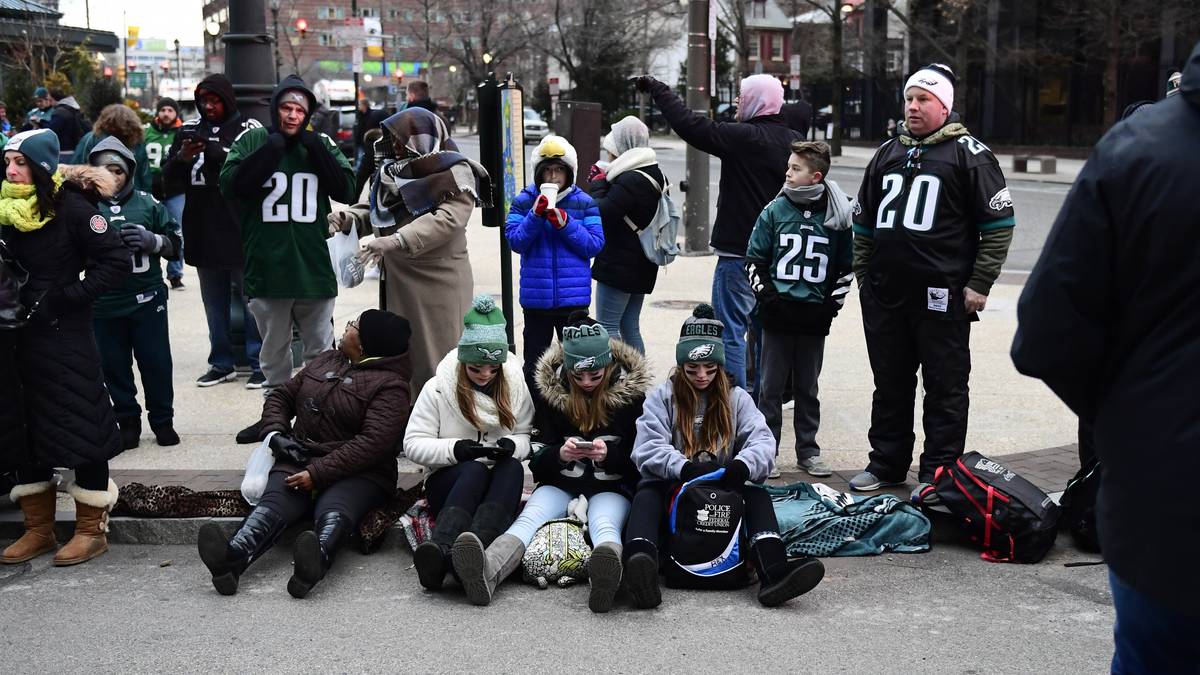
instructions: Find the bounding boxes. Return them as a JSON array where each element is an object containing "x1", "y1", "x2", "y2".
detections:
[
  {"x1": 680, "y1": 460, "x2": 721, "y2": 482},
  {"x1": 453, "y1": 440, "x2": 491, "y2": 463},
  {"x1": 269, "y1": 434, "x2": 310, "y2": 464},
  {"x1": 120, "y1": 224, "x2": 161, "y2": 253},
  {"x1": 490, "y1": 437, "x2": 517, "y2": 461},
  {"x1": 630, "y1": 75, "x2": 658, "y2": 93},
  {"x1": 720, "y1": 459, "x2": 750, "y2": 489}
]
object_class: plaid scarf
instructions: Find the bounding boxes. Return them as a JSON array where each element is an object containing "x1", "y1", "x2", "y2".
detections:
[{"x1": 368, "y1": 108, "x2": 491, "y2": 232}]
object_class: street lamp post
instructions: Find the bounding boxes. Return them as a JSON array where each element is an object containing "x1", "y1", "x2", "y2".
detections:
[
  {"x1": 269, "y1": 0, "x2": 281, "y2": 82},
  {"x1": 174, "y1": 39, "x2": 182, "y2": 101},
  {"x1": 683, "y1": 0, "x2": 711, "y2": 254}
]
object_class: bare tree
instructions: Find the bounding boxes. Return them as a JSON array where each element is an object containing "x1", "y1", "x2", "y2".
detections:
[{"x1": 714, "y1": 0, "x2": 752, "y2": 78}]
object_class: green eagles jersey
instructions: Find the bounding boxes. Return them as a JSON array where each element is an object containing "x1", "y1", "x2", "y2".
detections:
[
  {"x1": 143, "y1": 122, "x2": 177, "y2": 176},
  {"x1": 219, "y1": 128, "x2": 353, "y2": 299},
  {"x1": 746, "y1": 195, "x2": 853, "y2": 305},
  {"x1": 92, "y1": 191, "x2": 181, "y2": 319}
]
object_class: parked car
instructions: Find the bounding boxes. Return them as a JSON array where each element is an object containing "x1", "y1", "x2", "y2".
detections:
[
  {"x1": 524, "y1": 108, "x2": 549, "y2": 144},
  {"x1": 333, "y1": 105, "x2": 359, "y2": 158},
  {"x1": 715, "y1": 103, "x2": 737, "y2": 122}
]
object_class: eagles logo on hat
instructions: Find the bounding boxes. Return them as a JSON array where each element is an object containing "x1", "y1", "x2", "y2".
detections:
[
  {"x1": 477, "y1": 346, "x2": 504, "y2": 362},
  {"x1": 688, "y1": 344, "x2": 715, "y2": 361},
  {"x1": 561, "y1": 316, "x2": 612, "y2": 373},
  {"x1": 458, "y1": 294, "x2": 509, "y2": 365},
  {"x1": 677, "y1": 304, "x2": 726, "y2": 367}
]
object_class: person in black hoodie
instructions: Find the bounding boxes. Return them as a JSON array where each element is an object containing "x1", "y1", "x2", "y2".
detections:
[
  {"x1": 162, "y1": 74, "x2": 265, "y2": 392},
  {"x1": 634, "y1": 74, "x2": 801, "y2": 391},
  {"x1": 1011, "y1": 41, "x2": 1200, "y2": 672},
  {"x1": 0, "y1": 129, "x2": 131, "y2": 567},
  {"x1": 587, "y1": 115, "x2": 663, "y2": 354},
  {"x1": 451, "y1": 313, "x2": 652, "y2": 611}
]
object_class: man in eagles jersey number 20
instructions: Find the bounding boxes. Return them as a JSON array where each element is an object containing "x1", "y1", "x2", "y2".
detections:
[{"x1": 848, "y1": 64, "x2": 1015, "y2": 501}]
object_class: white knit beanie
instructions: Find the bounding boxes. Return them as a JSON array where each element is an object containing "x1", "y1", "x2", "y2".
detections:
[{"x1": 905, "y1": 64, "x2": 956, "y2": 113}]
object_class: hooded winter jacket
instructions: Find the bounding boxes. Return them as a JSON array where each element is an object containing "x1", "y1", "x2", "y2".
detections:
[
  {"x1": 2, "y1": 165, "x2": 132, "y2": 468},
  {"x1": 505, "y1": 136, "x2": 604, "y2": 310},
  {"x1": 259, "y1": 348, "x2": 413, "y2": 496},
  {"x1": 163, "y1": 74, "x2": 262, "y2": 270},
  {"x1": 47, "y1": 97, "x2": 87, "y2": 152},
  {"x1": 219, "y1": 75, "x2": 355, "y2": 299},
  {"x1": 89, "y1": 136, "x2": 181, "y2": 320},
  {"x1": 72, "y1": 132, "x2": 153, "y2": 192},
  {"x1": 632, "y1": 379, "x2": 776, "y2": 484},
  {"x1": 588, "y1": 147, "x2": 663, "y2": 295},
  {"x1": 1011, "y1": 41, "x2": 1200, "y2": 616},
  {"x1": 404, "y1": 351, "x2": 535, "y2": 478},
  {"x1": 642, "y1": 77, "x2": 801, "y2": 255},
  {"x1": 529, "y1": 338, "x2": 653, "y2": 498}
]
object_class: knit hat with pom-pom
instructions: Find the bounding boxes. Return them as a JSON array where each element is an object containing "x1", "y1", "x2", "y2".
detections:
[
  {"x1": 458, "y1": 293, "x2": 509, "y2": 364},
  {"x1": 676, "y1": 304, "x2": 725, "y2": 366}
]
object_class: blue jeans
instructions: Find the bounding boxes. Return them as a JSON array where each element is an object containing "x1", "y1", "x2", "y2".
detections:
[
  {"x1": 1109, "y1": 570, "x2": 1200, "y2": 674},
  {"x1": 711, "y1": 256, "x2": 755, "y2": 389},
  {"x1": 196, "y1": 267, "x2": 262, "y2": 374},
  {"x1": 594, "y1": 281, "x2": 646, "y2": 353},
  {"x1": 505, "y1": 485, "x2": 630, "y2": 547},
  {"x1": 164, "y1": 194, "x2": 185, "y2": 279}
]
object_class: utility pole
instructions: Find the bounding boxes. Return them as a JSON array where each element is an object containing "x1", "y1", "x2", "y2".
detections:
[
  {"x1": 224, "y1": 0, "x2": 275, "y2": 125},
  {"x1": 683, "y1": 0, "x2": 711, "y2": 254},
  {"x1": 351, "y1": 0, "x2": 359, "y2": 106}
]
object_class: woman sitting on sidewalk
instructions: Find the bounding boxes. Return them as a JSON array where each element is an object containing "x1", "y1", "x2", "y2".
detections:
[
  {"x1": 197, "y1": 309, "x2": 414, "y2": 598},
  {"x1": 404, "y1": 294, "x2": 535, "y2": 592},
  {"x1": 623, "y1": 304, "x2": 825, "y2": 609},
  {"x1": 453, "y1": 313, "x2": 652, "y2": 611}
]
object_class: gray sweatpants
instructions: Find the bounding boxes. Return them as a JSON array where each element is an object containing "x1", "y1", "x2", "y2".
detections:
[
  {"x1": 247, "y1": 297, "x2": 336, "y2": 388},
  {"x1": 759, "y1": 329, "x2": 825, "y2": 461}
]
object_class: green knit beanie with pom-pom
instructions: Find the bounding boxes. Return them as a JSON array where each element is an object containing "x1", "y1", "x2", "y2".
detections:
[
  {"x1": 458, "y1": 294, "x2": 509, "y2": 364},
  {"x1": 676, "y1": 303, "x2": 725, "y2": 366}
]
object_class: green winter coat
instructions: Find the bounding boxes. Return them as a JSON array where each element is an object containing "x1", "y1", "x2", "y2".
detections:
[{"x1": 219, "y1": 126, "x2": 353, "y2": 299}]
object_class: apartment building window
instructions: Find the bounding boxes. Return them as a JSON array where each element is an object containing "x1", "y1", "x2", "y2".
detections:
[
  {"x1": 747, "y1": 33, "x2": 760, "y2": 60},
  {"x1": 358, "y1": 7, "x2": 378, "y2": 18},
  {"x1": 387, "y1": 8, "x2": 400, "y2": 19},
  {"x1": 770, "y1": 33, "x2": 783, "y2": 61},
  {"x1": 751, "y1": 1, "x2": 766, "y2": 19},
  {"x1": 316, "y1": 7, "x2": 345, "y2": 20}
]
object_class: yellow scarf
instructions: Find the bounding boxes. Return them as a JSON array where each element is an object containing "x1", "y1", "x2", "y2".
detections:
[{"x1": 0, "y1": 173, "x2": 63, "y2": 233}]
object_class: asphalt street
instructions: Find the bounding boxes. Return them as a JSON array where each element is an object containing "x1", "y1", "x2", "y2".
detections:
[
  {"x1": 0, "y1": 536, "x2": 1112, "y2": 673},
  {"x1": 456, "y1": 136, "x2": 1072, "y2": 272}
]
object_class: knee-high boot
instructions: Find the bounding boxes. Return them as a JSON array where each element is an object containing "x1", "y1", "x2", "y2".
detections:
[
  {"x1": 197, "y1": 504, "x2": 288, "y2": 595},
  {"x1": 289, "y1": 510, "x2": 352, "y2": 599},
  {"x1": 452, "y1": 532, "x2": 525, "y2": 607},
  {"x1": 412, "y1": 505, "x2": 472, "y2": 591},
  {"x1": 1, "y1": 482, "x2": 57, "y2": 564}
]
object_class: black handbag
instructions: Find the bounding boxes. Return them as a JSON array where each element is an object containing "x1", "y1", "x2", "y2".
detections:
[{"x1": 0, "y1": 239, "x2": 29, "y2": 329}]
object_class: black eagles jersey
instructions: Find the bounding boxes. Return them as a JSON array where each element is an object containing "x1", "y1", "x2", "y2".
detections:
[{"x1": 853, "y1": 133, "x2": 1015, "y2": 311}]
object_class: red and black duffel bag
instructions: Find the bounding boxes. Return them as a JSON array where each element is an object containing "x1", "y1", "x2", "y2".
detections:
[{"x1": 923, "y1": 452, "x2": 1060, "y2": 563}]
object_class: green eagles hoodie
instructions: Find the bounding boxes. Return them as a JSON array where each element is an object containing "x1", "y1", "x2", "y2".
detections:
[
  {"x1": 90, "y1": 136, "x2": 182, "y2": 319},
  {"x1": 219, "y1": 75, "x2": 354, "y2": 299}
]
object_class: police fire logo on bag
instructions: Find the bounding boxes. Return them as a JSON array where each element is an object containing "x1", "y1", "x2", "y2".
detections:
[{"x1": 696, "y1": 502, "x2": 732, "y2": 531}]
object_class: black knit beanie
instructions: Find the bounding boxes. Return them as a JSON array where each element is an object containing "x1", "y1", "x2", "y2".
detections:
[
  {"x1": 358, "y1": 309, "x2": 411, "y2": 358},
  {"x1": 156, "y1": 98, "x2": 180, "y2": 114}
]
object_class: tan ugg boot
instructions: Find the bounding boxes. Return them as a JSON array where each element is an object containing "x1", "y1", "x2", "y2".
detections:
[
  {"x1": 54, "y1": 479, "x2": 119, "y2": 566},
  {"x1": 1, "y1": 482, "x2": 58, "y2": 564}
]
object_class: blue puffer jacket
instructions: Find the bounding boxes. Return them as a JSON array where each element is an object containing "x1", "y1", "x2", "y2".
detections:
[{"x1": 504, "y1": 184, "x2": 604, "y2": 310}]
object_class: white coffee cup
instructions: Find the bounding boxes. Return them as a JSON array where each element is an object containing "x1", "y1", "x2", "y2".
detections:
[{"x1": 539, "y1": 183, "x2": 560, "y2": 209}]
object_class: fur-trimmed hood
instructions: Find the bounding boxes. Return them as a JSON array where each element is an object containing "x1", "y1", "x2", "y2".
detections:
[
  {"x1": 58, "y1": 164, "x2": 119, "y2": 200},
  {"x1": 534, "y1": 338, "x2": 653, "y2": 414}
]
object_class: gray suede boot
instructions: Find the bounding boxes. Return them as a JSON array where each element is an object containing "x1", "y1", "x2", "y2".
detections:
[
  {"x1": 452, "y1": 532, "x2": 525, "y2": 606},
  {"x1": 587, "y1": 541, "x2": 623, "y2": 614}
]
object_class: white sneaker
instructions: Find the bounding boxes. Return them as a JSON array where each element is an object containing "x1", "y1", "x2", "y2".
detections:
[
  {"x1": 767, "y1": 467, "x2": 782, "y2": 479},
  {"x1": 799, "y1": 457, "x2": 833, "y2": 477},
  {"x1": 781, "y1": 399, "x2": 796, "y2": 410}
]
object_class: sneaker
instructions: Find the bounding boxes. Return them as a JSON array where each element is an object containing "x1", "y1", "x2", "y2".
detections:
[
  {"x1": 169, "y1": 277, "x2": 185, "y2": 290},
  {"x1": 849, "y1": 470, "x2": 905, "y2": 492},
  {"x1": 196, "y1": 368, "x2": 237, "y2": 387},
  {"x1": 781, "y1": 399, "x2": 795, "y2": 410},
  {"x1": 799, "y1": 457, "x2": 833, "y2": 478},
  {"x1": 244, "y1": 372, "x2": 267, "y2": 389},
  {"x1": 768, "y1": 467, "x2": 782, "y2": 480},
  {"x1": 910, "y1": 482, "x2": 943, "y2": 505}
]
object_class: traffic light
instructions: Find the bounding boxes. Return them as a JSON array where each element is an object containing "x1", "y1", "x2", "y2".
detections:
[{"x1": 296, "y1": 18, "x2": 307, "y2": 39}]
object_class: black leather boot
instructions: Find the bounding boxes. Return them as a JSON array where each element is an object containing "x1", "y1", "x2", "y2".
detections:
[
  {"x1": 197, "y1": 505, "x2": 288, "y2": 596},
  {"x1": 288, "y1": 510, "x2": 352, "y2": 599},
  {"x1": 623, "y1": 537, "x2": 662, "y2": 610},
  {"x1": 413, "y1": 505, "x2": 472, "y2": 591},
  {"x1": 752, "y1": 535, "x2": 824, "y2": 607}
]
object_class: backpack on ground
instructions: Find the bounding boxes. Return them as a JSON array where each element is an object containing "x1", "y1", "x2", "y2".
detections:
[
  {"x1": 927, "y1": 451, "x2": 1060, "y2": 563},
  {"x1": 664, "y1": 467, "x2": 752, "y2": 589},
  {"x1": 1059, "y1": 457, "x2": 1101, "y2": 553},
  {"x1": 626, "y1": 169, "x2": 680, "y2": 266}
]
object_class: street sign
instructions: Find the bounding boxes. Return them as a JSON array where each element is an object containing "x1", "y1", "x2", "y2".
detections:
[
  {"x1": 128, "y1": 72, "x2": 148, "y2": 88},
  {"x1": 548, "y1": 77, "x2": 559, "y2": 96},
  {"x1": 790, "y1": 77, "x2": 801, "y2": 90},
  {"x1": 790, "y1": 54, "x2": 801, "y2": 75},
  {"x1": 352, "y1": 47, "x2": 363, "y2": 74}
]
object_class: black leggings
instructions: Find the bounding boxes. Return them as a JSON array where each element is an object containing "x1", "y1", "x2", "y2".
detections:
[
  {"x1": 257, "y1": 469, "x2": 388, "y2": 528},
  {"x1": 424, "y1": 457, "x2": 524, "y2": 519},
  {"x1": 624, "y1": 481, "x2": 782, "y2": 549},
  {"x1": 16, "y1": 463, "x2": 109, "y2": 491}
]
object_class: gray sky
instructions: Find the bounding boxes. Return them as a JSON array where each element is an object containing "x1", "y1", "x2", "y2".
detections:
[{"x1": 58, "y1": 0, "x2": 207, "y2": 47}]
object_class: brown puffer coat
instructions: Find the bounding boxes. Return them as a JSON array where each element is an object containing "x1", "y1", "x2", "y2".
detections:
[{"x1": 259, "y1": 349, "x2": 413, "y2": 495}]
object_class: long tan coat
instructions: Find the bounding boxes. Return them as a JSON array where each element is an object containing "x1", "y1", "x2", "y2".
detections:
[{"x1": 344, "y1": 192, "x2": 475, "y2": 394}]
